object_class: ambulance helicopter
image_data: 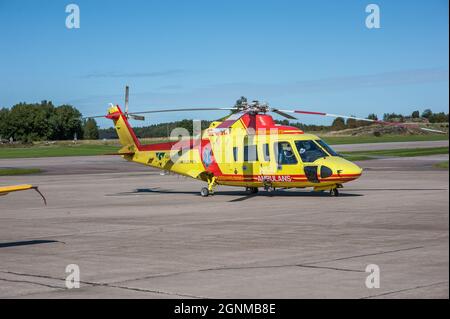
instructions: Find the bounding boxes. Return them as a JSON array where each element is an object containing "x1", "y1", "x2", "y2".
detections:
[
  {"x1": 91, "y1": 87, "x2": 444, "y2": 197},
  {"x1": 1, "y1": 91, "x2": 443, "y2": 203}
]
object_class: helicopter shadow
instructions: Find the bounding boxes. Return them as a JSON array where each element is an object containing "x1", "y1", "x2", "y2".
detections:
[{"x1": 109, "y1": 188, "x2": 364, "y2": 202}]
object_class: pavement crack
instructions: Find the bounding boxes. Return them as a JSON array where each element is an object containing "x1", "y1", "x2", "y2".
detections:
[
  {"x1": 295, "y1": 264, "x2": 364, "y2": 272},
  {"x1": 0, "y1": 269, "x2": 205, "y2": 299},
  {"x1": 0, "y1": 270, "x2": 59, "y2": 281},
  {"x1": 362, "y1": 281, "x2": 449, "y2": 299},
  {"x1": 115, "y1": 263, "x2": 363, "y2": 285},
  {"x1": 199, "y1": 264, "x2": 363, "y2": 273},
  {"x1": 105, "y1": 283, "x2": 207, "y2": 299},
  {"x1": 302, "y1": 246, "x2": 425, "y2": 265},
  {"x1": 0, "y1": 277, "x2": 63, "y2": 290},
  {"x1": 115, "y1": 247, "x2": 424, "y2": 284},
  {"x1": 124, "y1": 246, "x2": 424, "y2": 284}
]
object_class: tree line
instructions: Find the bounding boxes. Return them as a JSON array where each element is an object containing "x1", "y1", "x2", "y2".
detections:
[
  {"x1": 0, "y1": 101, "x2": 99, "y2": 143},
  {"x1": 326, "y1": 109, "x2": 449, "y2": 132},
  {"x1": 0, "y1": 101, "x2": 448, "y2": 142},
  {"x1": 99, "y1": 119, "x2": 214, "y2": 139},
  {"x1": 383, "y1": 109, "x2": 449, "y2": 123}
]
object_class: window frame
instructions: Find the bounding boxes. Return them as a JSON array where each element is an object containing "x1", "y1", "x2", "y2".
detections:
[
  {"x1": 261, "y1": 143, "x2": 271, "y2": 162},
  {"x1": 314, "y1": 139, "x2": 339, "y2": 157}
]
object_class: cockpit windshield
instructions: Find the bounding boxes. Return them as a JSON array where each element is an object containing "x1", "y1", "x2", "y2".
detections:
[
  {"x1": 315, "y1": 139, "x2": 340, "y2": 157},
  {"x1": 294, "y1": 140, "x2": 328, "y2": 163}
]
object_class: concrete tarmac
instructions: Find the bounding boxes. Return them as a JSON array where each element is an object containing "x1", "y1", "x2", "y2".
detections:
[
  {"x1": 332, "y1": 140, "x2": 448, "y2": 152},
  {"x1": 0, "y1": 143, "x2": 448, "y2": 298}
]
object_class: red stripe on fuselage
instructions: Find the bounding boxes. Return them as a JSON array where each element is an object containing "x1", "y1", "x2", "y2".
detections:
[{"x1": 217, "y1": 173, "x2": 361, "y2": 182}]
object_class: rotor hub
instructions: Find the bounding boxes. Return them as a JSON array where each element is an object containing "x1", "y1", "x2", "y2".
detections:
[{"x1": 236, "y1": 100, "x2": 269, "y2": 114}]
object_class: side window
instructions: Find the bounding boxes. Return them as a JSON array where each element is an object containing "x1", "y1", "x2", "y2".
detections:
[
  {"x1": 274, "y1": 142, "x2": 298, "y2": 165},
  {"x1": 233, "y1": 147, "x2": 238, "y2": 162},
  {"x1": 262, "y1": 143, "x2": 270, "y2": 162},
  {"x1": 244, "y1": 145, "x2": 258, "y2": 162}
]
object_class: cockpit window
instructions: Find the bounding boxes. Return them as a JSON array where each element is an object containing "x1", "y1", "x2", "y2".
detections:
[
  {"x1": 315, "y1": 140, "x2": 339, "y2": 156},
  {"x1": 295, "y1": 140, "x2": 328, "y2": 163},
  {"x1": 275, "y1": 142, "x2": 298, "y2": 165}
]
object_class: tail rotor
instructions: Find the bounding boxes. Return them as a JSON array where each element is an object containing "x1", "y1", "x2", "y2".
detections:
[{"x1": 124, "y1": 85, "x2": 145, "y2": 121}]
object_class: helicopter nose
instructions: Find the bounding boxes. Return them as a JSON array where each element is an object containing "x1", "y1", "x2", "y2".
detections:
[
  {"x1": 337, "y1": 162, "x2": 363, "y2": 180},
  {"x1": 316, "y1": 157, "x2": 363, "y2": 182}
]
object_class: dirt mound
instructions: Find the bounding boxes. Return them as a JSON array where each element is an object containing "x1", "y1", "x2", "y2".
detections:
[{"x1": 327, "y1": 123, "x2": 449, "y2": 136}]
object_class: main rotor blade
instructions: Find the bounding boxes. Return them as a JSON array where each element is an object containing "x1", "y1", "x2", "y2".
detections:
[
  {"x1": 81, "y1": 115, "x2": 107, "y2": 119},
  {"x1": 214, "y1": 110, "x2": 249, "y2": 130},
  {"x1": 128, "y1": 107, "x2": 234, "y2": 116},
  {"x1": 419, "y1": 127, "x2": 448, "y2": 134},
  {"x1": 282, "y1": 109, "x2": 379, "y2": 123},
  {"x1": 81, "y1": 107, "x2": 235, "y2": 120},
  {"x1": 276, "y1": 109, "x2": 447, "y2": 134},
  {"x1": 129, "y1": 114, "x2": 145, "y2": 121},
  {"x1": 271, "y1": 108, "x2": 298, "y2": 120}
]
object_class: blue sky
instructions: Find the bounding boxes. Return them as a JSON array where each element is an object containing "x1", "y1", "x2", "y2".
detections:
[{"x1": 0, "y1": 0, "x2": 448, "y2": 127}]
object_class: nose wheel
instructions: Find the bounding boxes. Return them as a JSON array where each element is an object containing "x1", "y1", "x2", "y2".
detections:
[
  {"x1": 200, "y1": 187, "x2": 210, "y2": 197},
  {"x1": 201, "y1": 176, "x2": 217, "y2": 197}
]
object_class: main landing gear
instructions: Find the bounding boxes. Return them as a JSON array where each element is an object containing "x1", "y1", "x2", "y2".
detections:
[
  {"x1": 245, "y1": 187, "x2": 259, "y2": 194},
  {"x1": 329, "y1": 184, "x2": 343, "y2": 197},
  {"x1": 200, "y1": 176, "x2": 217, "y2": 197}
]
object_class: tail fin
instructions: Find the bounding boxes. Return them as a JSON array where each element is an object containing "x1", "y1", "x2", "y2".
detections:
[{"x1": 106, "y1": 105, "x2": 141, "y2": 153}]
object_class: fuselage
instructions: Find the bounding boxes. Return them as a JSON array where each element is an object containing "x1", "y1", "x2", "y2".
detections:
[{"x1": 110, "y1": 106, "x2": 363, "y2": 191}]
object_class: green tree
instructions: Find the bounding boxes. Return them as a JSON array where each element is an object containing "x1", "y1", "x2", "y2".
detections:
[
  {"x1": 83, "y1": 118, "x2": 99, "y2": 140},
  {"x1": 428, "y1": 112, "x2": 449, "y2": 123},
  {"x1": 0, "y1": 107, "x2": 10, "y2": 140},
  {"x1": 50, "y1": 105, "x2": 82, "y2": 140},
  {"x1": 331, "y1": 117, "x2": 346, "y2": 131},
  {"x1": 421, "y1": 109, "x2": 433, "y2": 119},
  {"x1": 7, "y1": 101, "x2": 54, "y2": 142},
  {"x1": 367, "y1": 113, "x2": 378, "y2": 121},
  {"x1": 383, "y1": 113, "x2": 404, "y2": 122},
  {"x1": 411, "y1": 110, "x2": 420, "y2": 118},
  {"x1": 235, "y1": 96, "x2": 248, "y2": 108},
  {"x1": 346, "y1": 116, "x2": 357, "y2": 129}
]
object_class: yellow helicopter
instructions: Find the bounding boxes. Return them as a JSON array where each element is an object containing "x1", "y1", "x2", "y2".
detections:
[{"x1": 94, "y1": 88, "x2": 442, "y2": 197}]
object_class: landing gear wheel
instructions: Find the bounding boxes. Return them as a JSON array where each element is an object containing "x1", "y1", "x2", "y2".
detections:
[
  {"x1": 245, "y1": 187, "x2": 259, "y2": 194},
  {"x1": 200, "y1": 187, "x2": 209, "y2": 197},
  {"x1": 330, "y1": 188, "x2": 339, "y2": 197}
]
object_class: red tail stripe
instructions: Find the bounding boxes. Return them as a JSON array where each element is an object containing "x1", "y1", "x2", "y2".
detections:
[{"x1": 119, "y1": 108, "x2": 143, "y2": 149}]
